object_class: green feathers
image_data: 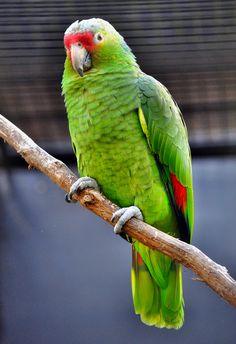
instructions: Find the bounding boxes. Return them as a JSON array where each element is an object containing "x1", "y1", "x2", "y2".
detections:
[
  {"x1": 138, "y1": 74, "x2": 192, "y2": 189},
  {"x1": 132, "y1": 247, "x2": 184, "y2": 329},
  {"x1": 62, "y1": 18, "x2": 194, "y2": 330},
  {"x1": 138, "y1": 74, "x2": 194, "y2": 242}
]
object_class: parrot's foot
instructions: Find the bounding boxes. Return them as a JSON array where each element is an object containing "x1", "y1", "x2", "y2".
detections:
[
  {"x1": 111, "y1": 206, "x2": 143, "y2": 234},
  {"x1": 65, "y1": 177, "x2": 99, "y2": 203}
]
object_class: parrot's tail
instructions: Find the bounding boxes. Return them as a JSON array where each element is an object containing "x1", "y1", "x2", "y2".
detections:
[{"x1": 131, "y1": 245, "x2": 184, "y2": 329}]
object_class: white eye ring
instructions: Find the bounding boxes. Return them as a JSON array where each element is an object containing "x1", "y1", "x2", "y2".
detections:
[{"x1": 94, "y1": 32, "x2": 103, "y2": 43}]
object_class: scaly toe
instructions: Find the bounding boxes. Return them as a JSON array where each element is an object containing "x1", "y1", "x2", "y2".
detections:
[
  {"x1": 112, "y1": 206, "x2": 143, "y2": 235},
  {"x1": 65, "y1": 176, "x2": 99, "y2": 203},
  {"x1": 65, "y1": 193, "x2": 75, "y2": 203},
  {"x1": 111, "y1": 207, "x2": 128, "y2": 223}
]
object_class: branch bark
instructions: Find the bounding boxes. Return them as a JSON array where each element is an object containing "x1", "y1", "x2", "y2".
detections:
[{"x1": 1, "y1": 113, "x2": 236, "y2": 307}]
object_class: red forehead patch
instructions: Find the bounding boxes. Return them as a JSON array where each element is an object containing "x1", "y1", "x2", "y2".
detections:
[{"x1": 64, "y1": 32, "x2": 96, "y2": 52}]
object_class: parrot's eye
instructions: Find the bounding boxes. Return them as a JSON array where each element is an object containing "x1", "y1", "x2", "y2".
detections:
[{"x1": 94, "y1": 32, "x2": 104, "y2": 43}]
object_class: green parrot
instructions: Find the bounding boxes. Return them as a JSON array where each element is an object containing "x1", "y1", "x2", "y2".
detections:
[{"x1": 62, "y1": 18, "x2": 194, "y2": 329}]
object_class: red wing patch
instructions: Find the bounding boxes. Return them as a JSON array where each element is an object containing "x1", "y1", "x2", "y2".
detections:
[
  {"x1": 170, "y1": 173, "x2": 187, "y2": 211},
  {"x1": 137, "y1": 253, "x2": 143, "y2": 266}
]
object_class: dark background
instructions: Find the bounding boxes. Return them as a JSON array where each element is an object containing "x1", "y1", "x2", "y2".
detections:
[{"x1": 0, "y1": 1, "x2": 236, "y2": 343}]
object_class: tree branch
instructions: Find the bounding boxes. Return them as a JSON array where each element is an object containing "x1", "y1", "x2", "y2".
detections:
[{"x1": 0, "y1": 113, "x2": 236, "y2": 307}]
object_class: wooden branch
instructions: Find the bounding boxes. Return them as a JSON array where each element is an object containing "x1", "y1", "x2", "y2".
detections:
[{"x1": 1, "y1": 113, "x2": 236, "y2": 308}]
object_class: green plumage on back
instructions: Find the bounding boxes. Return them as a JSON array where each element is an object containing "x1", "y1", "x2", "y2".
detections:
[{"x1": 62, "y1": 18, "x2": 194, "y2": 329}]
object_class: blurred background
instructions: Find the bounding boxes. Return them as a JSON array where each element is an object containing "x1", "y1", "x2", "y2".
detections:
[{"x1": 0, "y1": 0, "x2": 236, "y2": 343}]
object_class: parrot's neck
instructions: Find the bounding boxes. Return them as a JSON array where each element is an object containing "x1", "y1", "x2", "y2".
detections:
[
  {"x1": 62, "y1": 54, "x2": 139, "y2": 95},
  {"x1": 62, "y1": 56, "x2": 141, "y2": 146}
]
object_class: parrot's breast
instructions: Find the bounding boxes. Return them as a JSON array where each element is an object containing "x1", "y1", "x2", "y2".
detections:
[{"x1": 64, "y1": 71, "x2": 178, "y2": 232}]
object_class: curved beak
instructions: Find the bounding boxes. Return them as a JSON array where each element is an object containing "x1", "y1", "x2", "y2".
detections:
[{"x1": 70, "y1": 44, "x2": 91, "y2": 77}]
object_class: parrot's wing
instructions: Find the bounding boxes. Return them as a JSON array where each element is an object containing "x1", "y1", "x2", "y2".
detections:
[{"x1": 138, "y1": 73, "x2": 194, "y2": 242}]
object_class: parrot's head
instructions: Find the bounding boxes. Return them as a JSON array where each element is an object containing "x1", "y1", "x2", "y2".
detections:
[{"x1": 64, "y1": 18, "x2": 135, "y2": 77}]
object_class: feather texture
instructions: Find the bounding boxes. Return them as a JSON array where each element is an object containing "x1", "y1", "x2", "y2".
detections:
[
  {"x1": 62, "y1": 18, "x2": 194, "y2": 330},
  {"x1": 138, "y1": 73, "x2": 194, "y2": 241}
]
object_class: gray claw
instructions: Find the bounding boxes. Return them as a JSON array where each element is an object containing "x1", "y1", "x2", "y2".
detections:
[
  {"x1": 111, "y1": 206, "x2": 143, "y2": 234},
  {"x1": 65, "y1": 176, "x2": 99, "y2": 203}
]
